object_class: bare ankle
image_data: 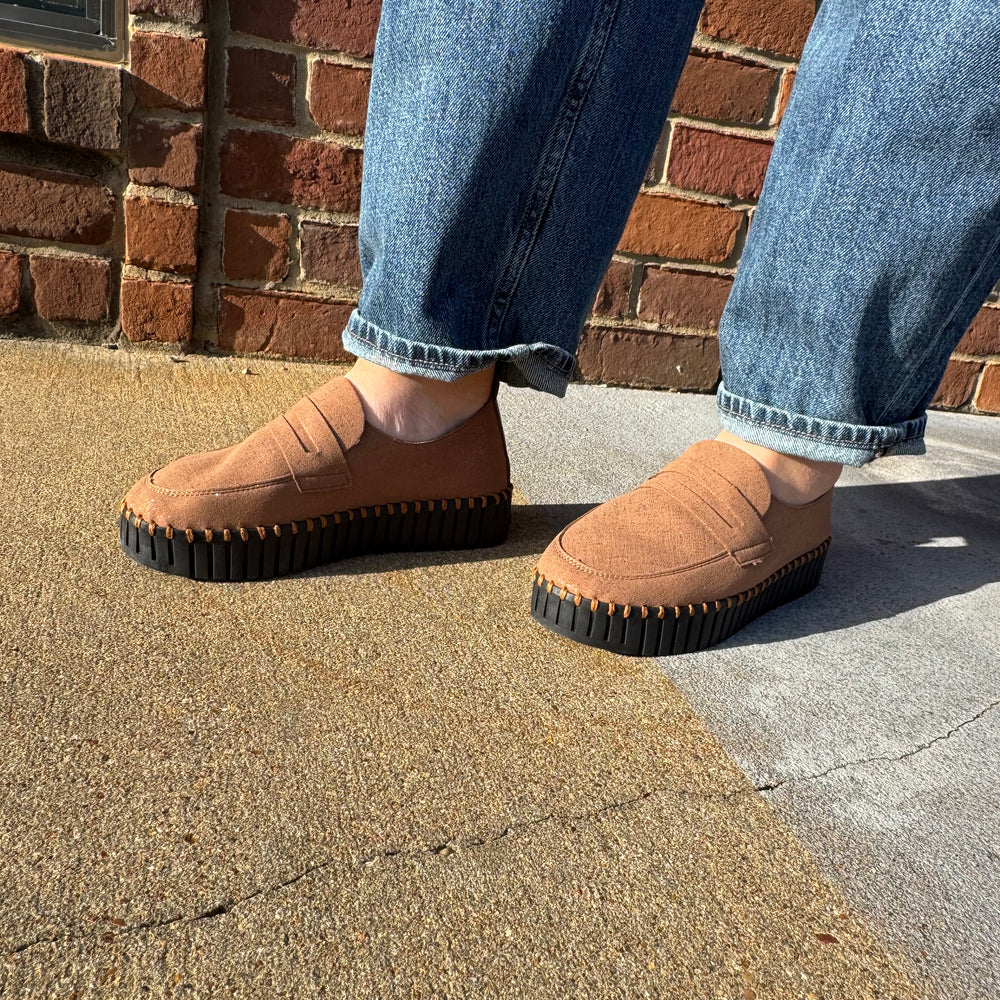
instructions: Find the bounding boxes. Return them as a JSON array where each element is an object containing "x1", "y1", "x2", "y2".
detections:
[
  {"x1": 345, "y1": 359, "x2": 496, "y2": 442},
  {"x1": 715, "y1": 429, "x2": 842, "y2": 506}
]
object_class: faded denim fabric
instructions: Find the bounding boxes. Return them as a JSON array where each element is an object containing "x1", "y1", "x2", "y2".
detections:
[
  {"x1": 718, "y1": 0, "x2": 1000, "y2": 465},
  {"x1": 343, "y1": 0, "x2": 705, "y2": 394},
  {"x1": 345, "y1": 0, "x2": 1000, "y2": 466}
]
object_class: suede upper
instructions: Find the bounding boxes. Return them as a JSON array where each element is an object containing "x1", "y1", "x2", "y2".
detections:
[
  {"x1": 535, "y1": 440, "x2": 832, "y2": 609},
  {"x1": 123, "y1": 377, "x2": 511, "y2": 531}
]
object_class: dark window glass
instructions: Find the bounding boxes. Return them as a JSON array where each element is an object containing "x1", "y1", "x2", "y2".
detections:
[{"x1": 0, "y1": 0, "x2": 118, "y2": 53}]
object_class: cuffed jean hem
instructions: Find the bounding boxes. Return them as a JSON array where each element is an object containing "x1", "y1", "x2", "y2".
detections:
[
  {"x1": 716, "y1": 383, "x2": 927, "y2": 467},
  {"x1": 342, "y1": 310, "x2": 576, "y2": 396}
]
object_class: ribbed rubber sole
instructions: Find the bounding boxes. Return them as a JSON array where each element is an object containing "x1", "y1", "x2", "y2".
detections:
[
  {"x1": 119, "y1": 488, "x2": 512, "y2": 581},
  {"x1": 530, "y1": 539, "x2": 830, "y2": 657}
]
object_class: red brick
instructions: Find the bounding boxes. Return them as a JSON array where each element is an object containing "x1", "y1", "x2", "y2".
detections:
[
  {"x1": 932, "y1": 359, "x2": 982, "y2": 410},
  {"x1": 220, "y1": 130, "x2": 363, "y2": 212},
  {"x1": 129, "y1": 0, "x2": 205, "y2": 22},
  {"x1": 128, "y1": 119, "x2": 203, "y2": 193},
  {"x1": 299, "y1": 221, "x2": 361, "y2": 286},
  {"x1": 700, "y1": 0, "x2": 817, "y2": 59},
  {"x1": 974, "y1": 364, "x2": 1000, "y2": 414},
  {"x1": 638, "y1": 267, "x2": 733, "y2": 330},
  {"x1": 125, "y1": 197, "x2": 200, "y2": 275},
  {"x1": 776, "y1": 70, "x2": 796, "y2": 124},
  {"x1": 218, "y1": 287, "x2": 353, "y2": 360},
  {"x1": 0, "y1": 252, "x2": 22, "y2": 315},
  {"x1": 131, "y1": 31, "x2": 207, "y2": 112},
  {"x1": 671, "y1": 53, "x2": 778, "y2": 127},
  {"x1": 227, "y1": 47, "x2": 296, "y2": 126},
  {"x1": 618, "y1": 194, "x2": 742, "y2": 264},
  {"x1": 30, "y1": 255, "x2": 110, "y2": 321},
  {"x1": 0, "y1": 48, "x2": 29, "y2": 134},
  {"x1": 956, "y1": 306, "x2": 1000, "y2": 356},
  {"x1": 667, "y1": 125, "x2": 773, "y2": 201},
  {"x1": 43, "y1": 57, "x2": 122, "y2": 151},
  {"x1": 224, "y1": 211, "x2": 291, "y2": 282},
  {"x1": 309, "y1": 62, "x2": 370, "y2": 134},
  {"x1": 121, "y1": 278, "x2": 193, "y2": 343},
  {"x1": 0, "y1": 164, "x2": 115, "y2": 244},
  {"x1": 577, "y1": 326, "x2": 720, "y2": 391},
  {"x1": 592, "y1": 260, "x2": 633, "y2": 319},
  {"x1": 229, "y1": 0, "x2": 381, "y2": 59}
]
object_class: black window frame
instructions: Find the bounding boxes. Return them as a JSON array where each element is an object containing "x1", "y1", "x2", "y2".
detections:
[{"x1": 0, "y1": 0, "x2": 119, "y2": 55}]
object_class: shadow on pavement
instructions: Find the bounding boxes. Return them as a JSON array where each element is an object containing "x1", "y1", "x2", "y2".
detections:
[
  {"x1": 727, "y1": 473, "x2": 1000, "y2": 647},
  {"x1": 311, "y1": 474, "x2": 1000, "y2": 648}
]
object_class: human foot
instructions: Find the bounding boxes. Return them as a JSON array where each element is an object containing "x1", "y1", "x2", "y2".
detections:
[
  {"x1": 345, "y1": 359, "x2": 497, "y2": 442},
  {"x1": 715, "y1": 429, "x2": 842, "y2": 506},
  {"x1": 531, "y1": 440, "x2": 832, "y2": 656},
  {"x1": 119, "y1": 375, "x2": 511, "y2": 581}
]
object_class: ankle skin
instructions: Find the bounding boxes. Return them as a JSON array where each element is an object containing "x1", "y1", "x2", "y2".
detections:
[
  {"x1": 715, "y1": 430, "x2": 842, "y2": 506},
  {"x1": 345, "y1": 360, "x2": 497, "y2": 442}
]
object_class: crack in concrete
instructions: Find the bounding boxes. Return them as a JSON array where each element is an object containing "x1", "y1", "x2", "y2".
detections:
[
  {"x1": 755, "y1": 697, "x2": 1000, "y2": 793},
  {"x1": 12, "y1": 700, "x2": 995, "y2": 959},
  {"x1": 6, "y1": 781, "x2": 737, "y2": 959}
]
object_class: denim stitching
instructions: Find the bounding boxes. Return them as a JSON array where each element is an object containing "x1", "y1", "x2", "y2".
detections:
[
  {"x1": 717, "y1": 400, "x2": 924, "y2": 451},
  {"x1": 484, "y1": 0, "x2": 622, "y2": 349}
]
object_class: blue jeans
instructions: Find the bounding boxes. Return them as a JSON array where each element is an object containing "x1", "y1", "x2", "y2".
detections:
[{"x1": 342, "y1": 0, "x2": 1000, "y2": 467}]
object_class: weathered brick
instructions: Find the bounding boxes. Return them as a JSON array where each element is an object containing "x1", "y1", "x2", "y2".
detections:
[
  {"x1": 577, "y1": 326, "x2": 721, "y2": 391},
  {"x1": 618, "y1": 194, "x2": 742, "y2": 263},
  {"x1": 224, "y1": 211, "x2": 291, "y2": 282},
  {"x1": 638, "y1": 267, "x2": 733, "y2": 330},
  {"x1": 667, "y1": 125, "x2": 773, "y2": 201},
  {"x1": 700, "y1": 0, "x2": 817, "y2": 59},
  {"x1": 671, "y1": 53, "x2": 778, "y2": 126},
  {"x1": 131, "y1": 31, "x2": 207, "y2": 112},
  {"x1": 309, "y1": 62, "x2": 370, "y2": 134},
  {"x1": 43, "y1": 57, "x2": 121, "y2": 151},
  {"x1": 974, "y1": 364, "x2": 1000, "y2": 414},
  {"x1": 121, "y1": 278, "x2": 193, "y2": 343},
  {"x1": 125, "y1": 197, "x2": 199, "y2": 275},
  {"x1": 227, "y1": 47, "x2": 296, "y2": 125},
  {"x1": 592, "y1": 260, "x2": 633, "y2": 319},
  {"x1": 220, "y1": 130, "x2": 363, "y2": 212},
  {"x1": 229, "y1": 0, "x2": 381, "y2": 58},
  {"x1": 0, "y1": 48, "x2": 29, "y2": 134},
  {"x1": 776, "y1": 70, "x2": 796, "y2": 124},
  {"x1": 218, "y1": 288, "x2": 354, "y2": 360},
  {"x1": 0, "y1": 252, "x2": 22, "y2": 315},
  {"x1": 300, "y1": 222, "x2": 361, "y2": 286},
  {"x1": 128, "y1": 119, "x2": 203, "y2": 193},
  {"x1": 30, "y1": 255, "x2": 110, "y2": 321},
  {"x1": 932, "y1": 359, "x2": 982, "y2": 410},
  {"x1": 956, "y1": 306, "x2": 1000, "y2": 356},
  {"x1": 0, "y1": 164, "x2": 115, "y2": 244},
  {"x1": 129, "y1": 0, "x2": 205, "y2": 22}
]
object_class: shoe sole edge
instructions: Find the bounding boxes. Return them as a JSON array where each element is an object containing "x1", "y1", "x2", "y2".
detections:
[
  {"x1": 119, "y1": 487, "x2": 513, "y2": 581},
  {"x1": 530, "y1": 539, "x2": 831, "y2": 657}
]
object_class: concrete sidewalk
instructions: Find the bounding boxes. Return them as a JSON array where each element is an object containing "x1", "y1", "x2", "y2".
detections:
[{"x1": 1, "y1": 339, "x2": 991, "y2": 998}]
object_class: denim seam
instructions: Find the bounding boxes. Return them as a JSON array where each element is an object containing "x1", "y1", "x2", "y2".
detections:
[
  {"x1": 874, "y1": 222, "x2": 1000, "y2": 425},
  {"x1": 483, "y1": 0, "x2": 622, "y2": 350},
  {"x1": 345, "y1": 327, "x2": 471, "y2": 372},
  {"x1": 717, "y1": 401, "x2": 920, "y2": 451},
  {"x1": 346, "y1": 312, "x2": 577, "y2": 380}
]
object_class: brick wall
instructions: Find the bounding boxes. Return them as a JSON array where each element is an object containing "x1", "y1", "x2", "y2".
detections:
[{"x1": 0, "y1": 0, "x2": 998, "y2": 415}]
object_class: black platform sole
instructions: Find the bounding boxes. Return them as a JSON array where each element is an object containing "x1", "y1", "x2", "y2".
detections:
[
  {"x1": 531, "y1": 539, "x2": 830, "y2": 657},
  {"x1": 120, "y1": 488, "x2": 512, "y2": 581}
]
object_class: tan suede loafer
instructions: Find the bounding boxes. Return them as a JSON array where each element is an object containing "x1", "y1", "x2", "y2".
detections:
[
  {"x1": 531, "y1": 440, "x2": 831, "y2": 656},
  {"x1": 120, "y1": 377, "x2": 512, "y2": 580}
]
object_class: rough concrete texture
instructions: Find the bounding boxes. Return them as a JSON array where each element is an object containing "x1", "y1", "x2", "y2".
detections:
[
  {"x1": 500, "y1": 381, "x2": 1000, "y2": 1000},
  {"x1": 0, "y1": 341, "x2": 917, "y2": 998}
]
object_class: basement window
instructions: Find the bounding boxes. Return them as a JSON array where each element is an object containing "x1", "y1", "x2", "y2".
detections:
[{"x1": 0, "y1": 0, "x2": 120, "y2": 56}]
